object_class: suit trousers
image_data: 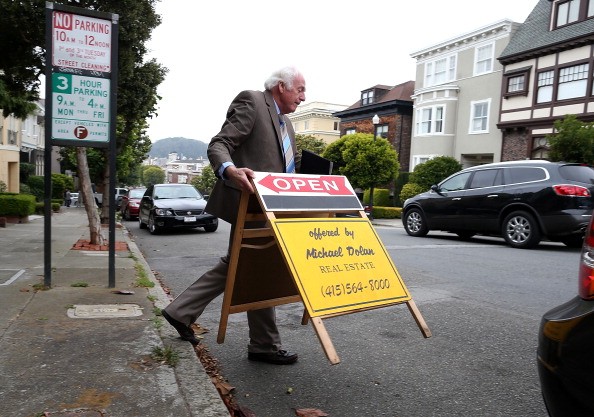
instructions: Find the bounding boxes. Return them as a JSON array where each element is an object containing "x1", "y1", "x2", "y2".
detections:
[{"x1": 163, "y1": 225, "x2": 282, "y2": 353}]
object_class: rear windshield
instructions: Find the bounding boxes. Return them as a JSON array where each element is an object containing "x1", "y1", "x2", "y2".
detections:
[{"x1": 559, "y1": 165, "x2": 594, "y2": 184}]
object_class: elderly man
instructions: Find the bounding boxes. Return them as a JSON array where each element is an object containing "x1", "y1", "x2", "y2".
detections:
[{"x1": 162, "y1": 66, "x2": 306, "y2": 365}]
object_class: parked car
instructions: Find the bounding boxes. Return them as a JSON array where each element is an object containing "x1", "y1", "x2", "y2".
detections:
[
  {"x1": 401, "y1": 160, "x2": 594, "y2": 249},
  {"x1": 138, "y1": 184, "x2": 218, "y2": 234},
  {"x1": 537, "y1": 215, "x2": 594, "y2": 416},
  {"x1": 119, "y1": 188, "x2": 147, "y2": 220},
  {"x1": 115, "y1": 187, "x2": 127, "y2": 210},
  {"x1": 70, "y1": 192, "x2": 79, "y2": 207}
]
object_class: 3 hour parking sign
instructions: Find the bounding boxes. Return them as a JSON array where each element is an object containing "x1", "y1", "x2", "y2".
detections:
[{"x1": 51, "y1": 73, "x2": 110, "y2": 142}]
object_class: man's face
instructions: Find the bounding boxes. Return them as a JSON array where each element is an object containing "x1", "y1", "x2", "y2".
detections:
[{"x1": 278, "y1": 74, "x2": 306, "y2": 114}]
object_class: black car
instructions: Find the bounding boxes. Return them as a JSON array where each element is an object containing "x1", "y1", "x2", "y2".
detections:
[
  {"x1": 402, "y1": 160, "x2": 594, "y2": 249},
  {"x1": 537, "y1": 215, "x2": 594, "y2": 416},
  {"x1": 138, "y1": 184, "x2": 218, "y2": 234}
]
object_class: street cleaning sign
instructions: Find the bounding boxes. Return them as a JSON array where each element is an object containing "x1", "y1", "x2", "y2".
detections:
[
  {"x1": 46, "y1": 3, "x2": 118, "y2": 147},
  {"x1": 271, "y1": 217, "x2": 411, "y2": 317}
]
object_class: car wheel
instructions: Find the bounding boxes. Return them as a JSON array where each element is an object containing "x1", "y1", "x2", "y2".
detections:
[
  {"x1": 404, "y1": 208, "x2": 428, "y2": 237},
  {"x1": 139, "y1": 215, "x2": 147, "y2": 229},
  {"x1": 204, "y1": 223, "x2": 218, "y2": 233},
  {"x1": 148, "y1": 214, "x2": 160, "y2": 235},
  {"x1": 560, "y1": 235, "x2": 584, "y2": 248},
  {"x1": 123, "y1": 207, "x2": 130, "y2": 221},
  {"x1": 502, "y1": 211, "x2": 541, "y2": 249}
]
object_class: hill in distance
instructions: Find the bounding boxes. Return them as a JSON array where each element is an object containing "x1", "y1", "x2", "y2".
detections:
[{"x1": 149, "y1": 137, "x2": 208, "y2": 159}]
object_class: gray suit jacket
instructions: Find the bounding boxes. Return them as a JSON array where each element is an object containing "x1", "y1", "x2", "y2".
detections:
[{"x1": 205, "y1": 89, "x2": 300, "y2": 223}]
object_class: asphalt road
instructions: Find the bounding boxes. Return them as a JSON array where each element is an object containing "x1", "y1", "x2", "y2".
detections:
[{"x1": 130, "y1": 219, "x2": 579, "y2": 417}]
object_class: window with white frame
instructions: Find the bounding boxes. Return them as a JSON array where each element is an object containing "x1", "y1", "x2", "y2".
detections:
[
  {"x1": 345, "y1": 128, "x2": 356, "y2": 135},
  {"x1": 470, "y1": 100, "x2": 490, "y2": 133},
  {"x1": 304, "y1": 120, "x2": 309, "y2": 130},
  {"x1": 558, "y1": 63, "x2": 589, "y2": 100},
  {"x1": 424, "y1": 55, "x2": 456, "y2": 87},
  {"x1": 537, "y1": 70, "x2": 554, "y2": 103},
  {"x1": 412, "y1": 155, "x2": 437, "y2": 170},
  {"x1": 474, "y1": 43, "x2": 494, "y2": 75},
  {"x1": 416, "y1": 105, "x2": 445, "y2": 135}
]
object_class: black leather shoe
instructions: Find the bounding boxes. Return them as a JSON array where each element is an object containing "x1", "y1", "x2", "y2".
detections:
[
  {"x1": 162, "y1": 310, "x2": 200, "y2": 346},
  {"x1": 247, "y1": 349, "x2": 298, "y2": 365}
]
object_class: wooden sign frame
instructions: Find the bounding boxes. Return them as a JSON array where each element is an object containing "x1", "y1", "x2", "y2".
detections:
[{"x1": 217, "y1": 173, "x2": 431, "y2": 364}]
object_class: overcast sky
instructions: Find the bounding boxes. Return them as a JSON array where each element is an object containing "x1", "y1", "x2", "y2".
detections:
[{"x1": 145, "y1": 0, "x2": 538, "y2": 143}]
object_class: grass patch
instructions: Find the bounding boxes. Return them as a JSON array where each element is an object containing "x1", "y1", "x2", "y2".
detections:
[
  {"x1": 151, "y1": 345, "x2": 179, "y2": 367},
  {"x1": 134, "y1": 263, "x2": 154, "y2": 287},
  {"x1": 151, "y1": 316, "x2": 163, "y2": 330},
  {"x1": 70, "y1": 281, "x2": 89, "y2": 287},
  {"x1": 147, "y1": 294, "x2": 157, "y2": 302},
  {"x1": 32, "y1": 283, "x2": 50, "y2": 291}
]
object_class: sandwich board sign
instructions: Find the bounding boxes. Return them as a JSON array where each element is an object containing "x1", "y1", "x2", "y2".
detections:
[{"x1": 217, "y1": 172, "x2": 431, "y2": 364}]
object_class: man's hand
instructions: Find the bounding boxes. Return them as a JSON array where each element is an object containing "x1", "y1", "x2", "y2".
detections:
[{"x1": 224, "y1": 166, "x2": 255, "y2": 193}]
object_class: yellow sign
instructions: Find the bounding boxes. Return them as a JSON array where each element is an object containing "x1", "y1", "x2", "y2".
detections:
[{"x1": 271, "y1": 218, "x2": 411, "y2": 317}]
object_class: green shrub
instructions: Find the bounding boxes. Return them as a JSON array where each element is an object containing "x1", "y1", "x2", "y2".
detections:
[
  {"x1": 27, "y1": 176, "x2": 44, "y2": 201},
  {"x1": 363, "y1": 188, "x2": 390, "y2": 206},
  {"x1": 409, "y1": 156, "x2": 462, "y2": 190},
  {"x1": 392, "y1": 172, "x2": 410, "y2": 207},
  {"x1": 19, "y1": 183, "x2": 31, "y2": 194},
  {"x1": 0, "y1": 194, "x2": 36, "y2": 216},
  {"x1": 0, "y1": 180, "x2": 6, "y2": 192},
  {"x1": 372, "y1": 206, "x2": 401, "y2": 219},
  {"x1": 400, "y1": 183, "x2": 427, "y2": 203}
]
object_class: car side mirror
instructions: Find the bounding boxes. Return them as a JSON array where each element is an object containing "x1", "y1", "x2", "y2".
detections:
[
  {"x1": 203, "y1": 194, "x2": 209, "y2": 201},
  {"x1": 431, "y1": 184, "x2": 444, "y2": 195}
]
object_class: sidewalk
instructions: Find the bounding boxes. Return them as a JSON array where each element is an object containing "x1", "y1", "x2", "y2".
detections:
[{"x1": 0, "y1": 208, "x2": 229, "y2": 417}]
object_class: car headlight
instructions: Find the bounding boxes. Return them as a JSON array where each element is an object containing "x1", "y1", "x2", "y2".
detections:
[{"x1": 155, "y1": 208, "x2": 174, "y2": 216}]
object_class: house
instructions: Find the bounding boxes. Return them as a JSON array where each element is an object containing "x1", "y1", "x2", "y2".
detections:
[
  {"x1": 288, "y1": 101, "x2": 348, "y2": 144},
  {"x1": 0, "y1": 101, "x2": 46, "y2": 192},
  {"x1": 332, "y1": 81, "x2": 415, "y2": 172},
  {"x1": 409, "y1": 19, "x2": 521, "y2": 170},
  {"x1": 164, "y1": 152, "x2": 208, "y2": 184},
  {"x1": 498, "y1": 0, "x2": 594, "y2": 159}
]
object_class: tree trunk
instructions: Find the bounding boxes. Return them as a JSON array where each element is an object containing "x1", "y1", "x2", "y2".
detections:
[{"x1": 76, "y1": 147, "x2": 105, "y2": 246}]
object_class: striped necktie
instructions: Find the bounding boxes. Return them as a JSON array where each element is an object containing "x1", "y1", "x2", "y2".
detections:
[{"x1": 280, "y1": 118, "x2": 295, "y2": 173}]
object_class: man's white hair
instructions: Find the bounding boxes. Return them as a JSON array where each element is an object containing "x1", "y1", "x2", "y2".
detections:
[{"x1": 264, "y1": 66, "x2": 301, "y2": 91}]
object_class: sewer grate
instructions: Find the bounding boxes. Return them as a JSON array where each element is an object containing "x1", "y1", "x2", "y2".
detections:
[
  {"x1": 67, "y1": 304, "x2": 143, "y2": 318},
  {"x1": 0, "y1": 269, "x2": 25, "y2": 285}
]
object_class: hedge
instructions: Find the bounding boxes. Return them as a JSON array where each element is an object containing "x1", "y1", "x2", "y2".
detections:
[
  {"x1": 0, "y1": 194, "x2": 36, "y2": 217},
  {"x1": 371, "y1": 206, "x2": 402, "y2": 219}
]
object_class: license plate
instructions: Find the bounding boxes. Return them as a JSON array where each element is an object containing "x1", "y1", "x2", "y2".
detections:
[{"x1": 184, "y1": 216, "x2": 197, "y2": 222}]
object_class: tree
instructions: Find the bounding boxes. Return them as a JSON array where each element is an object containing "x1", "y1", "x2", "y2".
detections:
[
  {"x1": 296, "y1": 134, "x2": 327, "y2": 156},
  {"x1": 0, "y1": 0, "x2": 167, "y2": 223},
  {"x1": 142, "y1": 166, "x2": 165, "y2": 187},
  {"x1": 323, "y1": 134, "x2": 364, "y2": 175},
  {"x1": 547, "y1": 114, "x2": 594, "y2": 165},
  {"x1": 339, "y1": 135, "x2": 400, "y2": 190},
  {"x1": 191, "y1": 165, "x2": 216, "y2": 196},
  {"x1": 409, "y1": 156, "x2": 462, "y2": 190}
]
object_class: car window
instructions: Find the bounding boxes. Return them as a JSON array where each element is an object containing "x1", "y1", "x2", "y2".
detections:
[
  {"x1": 129, "y1": 189, "x2": 146, "y2": 198},
  {"x1": 440, "y1": 172, "x2": 471, "y2": 191},
  {"x1": 558, "y1": 165, "x2": 594, "y2": 184},
  {"x1": 505, "y1": 167, "x2": 547, "y2": 184},
  {"x1": 468, "y1": 169, "x2": 503, "y2": 189}
]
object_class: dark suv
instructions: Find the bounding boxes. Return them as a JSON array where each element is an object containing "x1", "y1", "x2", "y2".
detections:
[{"x1": 402, "y1": 160, "x2": 594, "y2": 249}]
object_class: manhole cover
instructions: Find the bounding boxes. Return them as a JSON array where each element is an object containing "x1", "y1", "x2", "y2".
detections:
[{"x1": 67, "y1": 304, "x2": 143, "y2": 318}]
